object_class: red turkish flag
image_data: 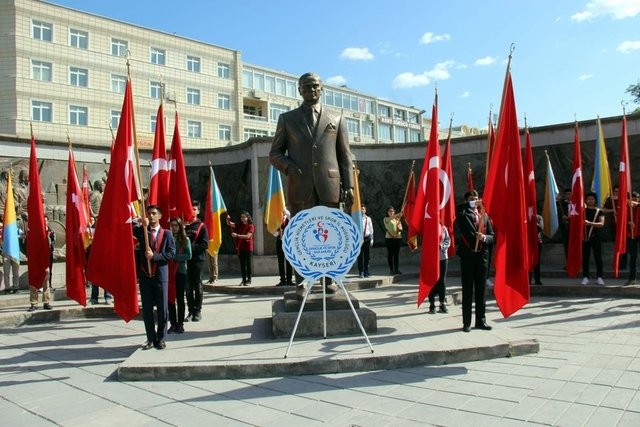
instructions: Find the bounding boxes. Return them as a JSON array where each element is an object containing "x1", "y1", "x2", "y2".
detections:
[
  {"x1": 483, "y1": 70, "x2": 529, "y2": 318},
  {"x1": 524, "y1": 128, "x2": 539, "y2": 270},
  {"x1": 410, "y1": 93, "x2": 441, "y2": 307},
  {"x1": 168, "y1": 111, "x2": 193, "y2": 222},
  {"x1": 65, "y1": 147, "x2": 87, "y2": 305},
  {"x1": 147, "y1": 103, "x2": 169, "y2": 227},
  {"x1": 86, "y1": 79, "x2": 139, "y2": 322},
  {"x1": 566, "y1": 123, "x2": 585, "y2": 278},
  {"x1": 27, "y1": 134, "x2": 49, "y2": 289},
  {"x1": 441, "y1": 131, "x2": 456, "y2": 257},
  {"x1": 613, "y1": 114, "x2": 630, "y2": 277}
]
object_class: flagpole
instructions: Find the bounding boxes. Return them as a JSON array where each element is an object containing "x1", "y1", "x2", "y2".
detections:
[
  {"x1": 485, "y1": 106, "x2": 493, "y2": 180},
  {"x1": 401, "y1": 160, "x2": 415, "y2": 214},
  {"x1": 497, "y1": 43, "x2": 515, "y2": 131},
  {"x1": 125, "y1": 52, "x2": 152, "y2": 272}
]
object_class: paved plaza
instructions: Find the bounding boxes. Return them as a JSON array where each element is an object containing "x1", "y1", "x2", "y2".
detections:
[{"x1": 1, "y1": 271, "x2": 640, "y2": 426}]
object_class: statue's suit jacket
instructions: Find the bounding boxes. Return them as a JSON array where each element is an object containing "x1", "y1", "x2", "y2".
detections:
[{"x1": 269, "y1": 105, "x2": 353, "y2": 209}]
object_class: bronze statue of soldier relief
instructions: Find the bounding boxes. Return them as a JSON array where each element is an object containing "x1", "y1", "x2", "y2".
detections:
[{"x1": 269, "y1": 72, "x2": 355, "y2": 295}]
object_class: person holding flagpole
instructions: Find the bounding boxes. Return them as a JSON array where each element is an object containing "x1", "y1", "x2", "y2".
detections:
[
  {"x1": 185, "y1": 200, "x2": 208, "y2": 322},
  {"x1": 582, "y1": 192, "x2": 606, "y2": 285},
  {"x1": 626, "y1": 192, "x2": 640, "y2": 286},
  {"x1": 134, "y1": 205, "x2": 175, "y2": 350},
  {"x1": 455, "y1": 190, "x2": 494, "y2": 332}
]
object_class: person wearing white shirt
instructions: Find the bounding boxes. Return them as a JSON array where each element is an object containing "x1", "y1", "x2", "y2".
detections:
[{"x1": 357, "y1": 204, "x2": 374, "y2": 278}]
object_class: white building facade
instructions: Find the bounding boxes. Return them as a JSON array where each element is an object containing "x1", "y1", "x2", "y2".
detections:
[{"x1": 1, "y1": 0, "x2": 430, "y2": 149}]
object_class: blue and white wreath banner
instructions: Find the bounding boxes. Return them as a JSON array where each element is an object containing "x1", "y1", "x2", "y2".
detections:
[{"x1": 283, "y1": 206, "x2": 360, "y2": 281}]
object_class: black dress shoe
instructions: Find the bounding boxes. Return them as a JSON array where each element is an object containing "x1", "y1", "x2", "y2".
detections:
[
  {"x1": 475, "y1": 323, "x2": 493, "y2": 331},
  {"x1": 462, "y1": 326, "x2": 471, "y2": 332},
  {"x1": 141, "y1": 341, "x2": 154, "y2": 350},
  {"x1": 43, "y1": 303, "x2": 52, "y2": 310},
  {"x1": 154, "y1": 340, "x2": 166, "y2": 350}
]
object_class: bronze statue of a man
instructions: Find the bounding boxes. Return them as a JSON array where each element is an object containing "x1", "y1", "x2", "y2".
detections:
[
  {"x1": 269, "y1": 72, "x2": 354, "y2": 293},
  {"x1": 269, "y1": 72, "x2": 354, "y2": 215}
]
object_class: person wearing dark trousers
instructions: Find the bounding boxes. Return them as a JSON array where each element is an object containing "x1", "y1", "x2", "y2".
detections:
[
  {"x1": 581, "y1": 192, "x2": 605, "y2": 286},
  {"x1": 558, "y1": 188, "x2": 571, "y2": 262},
  {"x1": 384, "y1": 206, "x2": 403, "y2": 275},
  {"x1": 168, "y1": 218, "x2": 191, "y2": 334},
  {"x1": 428, "y1": 223, "x2": 450, "y2": 314},
  {"x1": 357, "y1": 204, "x2": 374, "y2": 278},
  {"x1": 626, "y1": 192, "x2": 640, "y2": 286},
  {"x1": 275, "y1": 209, "x2": 293, "y2": 287},
  {"x1": 455, "y1": 190, "x2": 495, "y2": 332},
  {"x1": 134, "y1": 205, "x2": 176, "y2": 350},
  {"x1": 185, "y1": 201, "x2": 208, "y2": 322},
  {"x1": 227, "y1": 211, "x2": 255, "y2": 286},
  {"x1": 530, "y1": 214, "x2": 544, "y2": 286}
]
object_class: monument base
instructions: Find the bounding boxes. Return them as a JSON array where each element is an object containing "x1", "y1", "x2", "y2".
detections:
[
  {"x1": 272, "y1": 298, "x2": 377, "y2": 338},
  {"x1": 282, "y1": 291, "x2": 361, "y2": 312}
]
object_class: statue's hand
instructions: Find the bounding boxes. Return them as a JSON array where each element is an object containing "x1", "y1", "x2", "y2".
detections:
[{"x1": 344, "y1": 188, "x2": 354, "y2": 205}]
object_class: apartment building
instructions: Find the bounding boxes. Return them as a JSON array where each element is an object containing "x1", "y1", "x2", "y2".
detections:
[{"x1": 0, "y1": 0, "x2": 430, "y2": 149}]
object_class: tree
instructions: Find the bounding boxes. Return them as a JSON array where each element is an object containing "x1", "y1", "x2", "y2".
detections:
[{"x1": 626, "y1": 82, "x2": 640, "y2": 104}]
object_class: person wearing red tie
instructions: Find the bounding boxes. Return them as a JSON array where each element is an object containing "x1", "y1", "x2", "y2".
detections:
[
  {"x1": 133, "y1": 205, "x2": 176, "y2": 350},
  {"x1": 455, "y1": 190, "x2": 494, "y2": 333}
]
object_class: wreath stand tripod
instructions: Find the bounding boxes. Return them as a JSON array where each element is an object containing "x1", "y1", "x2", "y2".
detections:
[{"x1": 284, "y1": 276, "x2": 374, "y2": 358}]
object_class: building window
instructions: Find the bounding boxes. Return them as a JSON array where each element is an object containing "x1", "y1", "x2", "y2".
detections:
[
  {"x1": 362, "y1": 122, "x2": 374, "y2": 138},
  {"x1": 394, "y1": 109, "x2": 406, "y2": 121},
  {"x1": 186, "y1": 88, "x2": 200, "y2": 105},
  {"x1": 150, "y1": 81, "x2": 163, "y2": 99},
  {"x1": 243, "y1": 128, "x2": 269, "y2": 140},
  {"x1": 365, "y1": 100, "x2": 374, "y2": 114},
  {"x1": 346, "y1": 118, "x2": 360, "y2": 135},
  {"x1": 324, "y1": 90, "x2": 334, "y2": 106},
  {"x1": 217, "y1": 63, "x2": 230, "y2": 79},
  {"x1": 150, "y1": 47, "x2": 165, "y2": 65},
  {"x1": 187, "y1": 120, "x2": 202, "y2": 138},
  {"x1": 69, "y1": 67, "x2": 88, "y2": 87},
  {"x1": 242, "y1": 70, "x2": 253, "y2": 88},
  {"x1": 265, "y1": 76, "x2": 275, "y2": 93},
  {"x1": 269, "y1": 104, "x2": 289, "y2": 123},
  {"x1": 186, "y1": 55, "x2": 200, "y2": 72},
  {"x1": 111, "y1": 74, "x2": 126, "y2": 93},
  {"x1": 217, "y1": 94, "x2": 231, "y2": 110},
  {"x1": 254, "y1": 73, "x2": 264, "y2": 90},
  {"x1": 110, "y1": 110, "x2": 120, "y2": 131},
  {"x1": 394, "y1": 127, "x2": 407, "y2": 143},
  {"x1": 218, "y1": 124, "x2": 231, "y2": 141},
  {"x1": 378, "y1": 124, "x2": 392, "y2": 141},
  {"x1": 286, "y1": 81, "x2": 297, "y2": 98},
  {"x1": 111, "y1": 38, "x2": 128, "y2": 57},
  {"x1": 31, "y1": 101, "x2": 52, "y2": 122},
  {"x1": 409, "y1": 129, "x2": 421, "y2": 142},
  {"x1": 32, "y1": 20, "x2": 52, "y2": 41},
  {"x1": 378, "y1": 105, "x2": 391, "y2": 118},
  {"x1": 150, "y1": 115, "x2": 157, "y2": 133},
  {"x1": 276, "y1": 78, "x2": 286, "y2": 96},
  {"x1": 69, "y1": 105, "x2": 88, "y2": 126},
  {"x1": 31, "y1": 60, "x2": 52, "y2": 81},
  {"x1": 69, "y1": 29, "x2": 88, "y2": 49}
]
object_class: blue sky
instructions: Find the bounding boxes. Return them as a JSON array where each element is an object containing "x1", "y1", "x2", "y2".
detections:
[{"x1": 51, "y1": 0, "x2": 640, "y2": 129}]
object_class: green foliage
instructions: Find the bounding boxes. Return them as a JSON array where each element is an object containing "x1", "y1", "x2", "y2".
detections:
[{"x1": 626, "y1": 82, "x2": 640, "y2": 105}]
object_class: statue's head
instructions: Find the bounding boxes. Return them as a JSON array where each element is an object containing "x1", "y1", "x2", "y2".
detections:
[{"x1": 298, "y1": 72, "x2": 323, "y2": 105}]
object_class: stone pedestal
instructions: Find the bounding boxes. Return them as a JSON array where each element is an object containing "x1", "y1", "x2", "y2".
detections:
[{"x1": 272, "y1": 291, "x2": 377, "y2": 338}]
